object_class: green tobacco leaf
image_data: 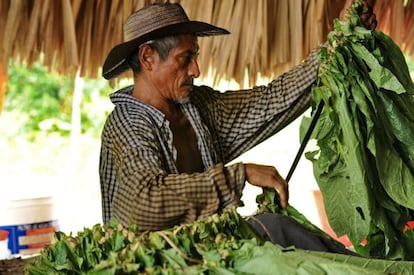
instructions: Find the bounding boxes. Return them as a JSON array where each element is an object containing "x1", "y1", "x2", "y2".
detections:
[
  {"x1": 88, "y1": 264, "x2": 117, "y2": 275},
  {"x1": 294, "y1": 250, "x2": 414, "y2": 274},
  {"x1": 314, "y1": 160, "x2": 370, "y2": 243},
  {"x1": 149, "y1": 232, "x2": 166, "y2": 250},
  {"x1": 137, "y1": 245, "x2": 156, "y2": 267},
  {"x1": 350, "y1": 43, "x2": 406, "y2": 94},
  {"x1": 232, "y1": 242, "x2": 297, "y2": 275},
  {"x1": 314, "y1": 74, "x2": 372, "y2": 242},
  {"x1": 178, "y1": 233, "x2": 193, "y2": 254},
  {"x1": 233, "y1": 242, "x2": 395, "y2": 275},
  {"x1": 375, "y1": 142, "x2": 414, "y2": 209},
  {"x1": 160, "y1": 249, "x2": 187, "y2": 267},
  {"x1": 374, "y1": 31, "x2": 414, "y2": 93},
  {"x1": 112, "y1": 231, "x2": 125, "y2": 251},
  {"x1": 208, "y1": 267, "x2": 239, "y2": 275},
  {"x1": 378, "y1": 91, "x2": 414, "y2": 168}
]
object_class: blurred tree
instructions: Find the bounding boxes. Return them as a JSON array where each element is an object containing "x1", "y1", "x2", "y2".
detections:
[{"x1": 4, "y1": 59, "x2": 115, "y2": 139}]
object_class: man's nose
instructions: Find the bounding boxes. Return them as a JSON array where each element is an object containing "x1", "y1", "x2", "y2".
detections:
[{"x1": 189, "y1": 58, "x2": 200, "y2": 78}]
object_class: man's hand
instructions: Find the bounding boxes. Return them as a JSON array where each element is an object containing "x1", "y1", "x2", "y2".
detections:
[
  {"x1": 360, "y1": 0, "x2": 377, "y2": 30},
  {"x1": 244, "y1": 163, "x2": 288, "y2": 208},
  {"x1": 341, "y1": 0, "x2": 377, "y2": 30}
]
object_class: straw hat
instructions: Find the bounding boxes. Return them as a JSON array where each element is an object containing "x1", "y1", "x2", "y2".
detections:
[{"x1": 102, "y1": 3, "x2": 230, "y2": 79}]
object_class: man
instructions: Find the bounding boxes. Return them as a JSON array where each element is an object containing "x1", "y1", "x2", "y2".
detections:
[{"x1": 100, "y1": 2, "x2": 376, "y2": 253}]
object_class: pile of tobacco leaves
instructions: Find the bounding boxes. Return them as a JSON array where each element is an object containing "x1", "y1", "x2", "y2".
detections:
[
  {"x1": 300, "y1": 0, "x2": 414, "y2": 260},
  {"x1": 25, "y1": 200, "x2": 414, "y2": 274}
]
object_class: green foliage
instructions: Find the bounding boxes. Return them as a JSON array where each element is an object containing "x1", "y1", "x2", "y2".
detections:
[
  {"x1": 77, "y1": 77, "x2": 115, "y2": 137},
  {"x1": 300, "y1": 0, "x2": 414, "y2": 260},
  {"x1": 5, "y1": 61, "x2": 73, "y2": 138},
  {"x1": 4, "y1": 59, "x2": 115, "y2": 139}
]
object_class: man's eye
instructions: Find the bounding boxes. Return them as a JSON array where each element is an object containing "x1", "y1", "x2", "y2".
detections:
[
  {"x1": 180, "y1": 55, "x2": 195, "y2": 66},
  {"x1": 184, "y1": 55, "x2": 193, "y2": 64}
]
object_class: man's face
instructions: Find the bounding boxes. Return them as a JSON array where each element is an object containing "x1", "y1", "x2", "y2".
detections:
[{"x1": 151, "y1": 35, "x2": 200, "y2": 103}]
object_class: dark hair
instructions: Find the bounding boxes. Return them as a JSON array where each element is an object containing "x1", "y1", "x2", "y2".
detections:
[{"x1": 127, "y1": 35, "x2": 181, "y2": 74}]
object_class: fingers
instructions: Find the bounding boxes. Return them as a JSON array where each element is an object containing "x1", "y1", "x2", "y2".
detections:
[
  {"x1": 269, "y1": 166, "x2": 289, "y2": 208},
  {"x1": 244, "y1": 163, "x2": 289, "y2": 208},
  {"x1": 276, "y1": 179, "x2": 289, "y2": 208},
  {"x1": 360, "y1": 1, "x2": 377, "y2": 30},
  {"x1": 360, "y1": 12, "x2": 377, "y2": 30}
]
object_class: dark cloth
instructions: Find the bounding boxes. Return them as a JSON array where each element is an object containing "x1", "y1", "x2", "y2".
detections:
[{"x1": 246, "y1": 213, "x2": 360, "y2": 256}]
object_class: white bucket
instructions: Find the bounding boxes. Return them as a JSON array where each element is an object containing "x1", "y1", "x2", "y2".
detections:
[
  {"x1": 0, "y1": 229, "x2": 11, "y2": 259},
  {"x1": 0, "y1": 196, "x2": 59, "y2": 255}
]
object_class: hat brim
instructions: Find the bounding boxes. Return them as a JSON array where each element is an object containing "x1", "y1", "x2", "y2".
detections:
[{"x1": 102, "y1": 21, "x2": 230, "y2": 79}]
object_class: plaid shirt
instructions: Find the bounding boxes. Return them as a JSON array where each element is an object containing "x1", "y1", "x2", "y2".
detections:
[{"x1": 99, "y1": 48, "x2": 319, "y2": 232}]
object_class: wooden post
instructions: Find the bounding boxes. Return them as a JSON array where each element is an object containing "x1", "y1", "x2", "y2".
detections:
[{"x1": 0, "y1": 55, "x2": 8, "y2": 113}]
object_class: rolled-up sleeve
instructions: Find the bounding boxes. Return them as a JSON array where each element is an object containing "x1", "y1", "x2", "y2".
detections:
[
  {"x1": 112, "y1": 145, "x2": 246, "y2": 231},
  {"x1": 193, "y1": 47, "x2": 320, "y2": 162}
]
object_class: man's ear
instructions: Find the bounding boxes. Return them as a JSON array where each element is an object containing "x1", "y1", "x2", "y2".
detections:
[{"x1": 138, "y1": 45, "x2": 155, "y2": 70}]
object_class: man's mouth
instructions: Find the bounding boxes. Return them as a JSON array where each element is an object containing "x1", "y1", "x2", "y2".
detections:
[{"x1": 183, "y1": 80, "x2": 193, "y2": 87}]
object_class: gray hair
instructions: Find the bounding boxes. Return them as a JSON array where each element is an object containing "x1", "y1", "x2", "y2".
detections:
[{"x1": 127, "y1": 35, "x2": 181, "y2": 74}]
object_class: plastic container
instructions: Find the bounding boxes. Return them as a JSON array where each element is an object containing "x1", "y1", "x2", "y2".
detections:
[
  {"x1": 0, "y1": 229, "x2": 11, "y2": 259},
  {"x1": 0, "y1": 196, "x2": 59, "y2": 255}
]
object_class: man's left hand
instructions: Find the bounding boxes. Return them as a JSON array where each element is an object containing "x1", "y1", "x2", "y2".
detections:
[{"x1": 360, "y1": 0, "x2": 377, "y2": 30}]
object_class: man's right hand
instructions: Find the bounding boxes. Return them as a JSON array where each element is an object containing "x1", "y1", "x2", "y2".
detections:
[{"x1": 244, "y1": 163, "x2": 289, "y2": 208}]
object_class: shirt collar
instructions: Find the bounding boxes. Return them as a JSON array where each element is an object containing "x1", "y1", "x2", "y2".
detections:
[{"x1": 110, "y1": 85, "x2": 192, "y2": 128}]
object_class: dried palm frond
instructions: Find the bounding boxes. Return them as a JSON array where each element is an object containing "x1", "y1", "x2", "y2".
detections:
[{"x1": 0, "y1": 0, "x2": 411, "y2": 110}]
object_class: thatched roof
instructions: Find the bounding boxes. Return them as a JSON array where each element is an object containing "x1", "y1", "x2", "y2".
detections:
[{"x1": 1, "y1": 0, "x2": 414, "y2": 110}]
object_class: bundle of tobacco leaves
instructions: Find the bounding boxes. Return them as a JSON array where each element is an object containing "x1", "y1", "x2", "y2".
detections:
[{"x1": 300, "y1": 0, "x2": 414, "y2": 260}]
